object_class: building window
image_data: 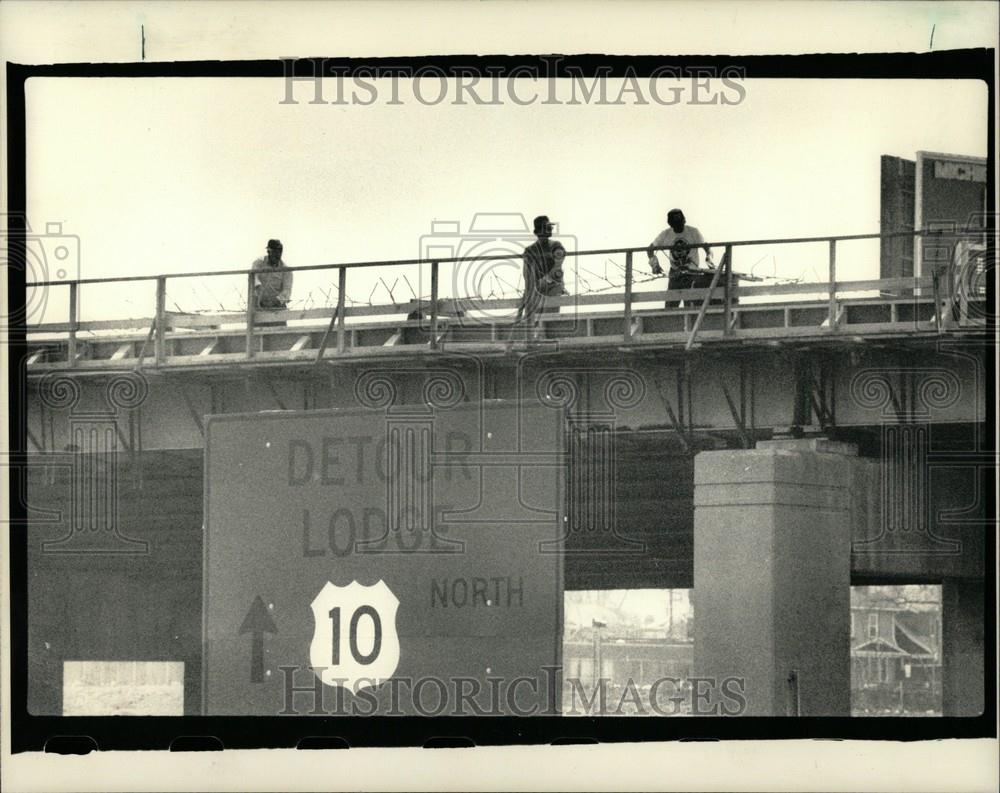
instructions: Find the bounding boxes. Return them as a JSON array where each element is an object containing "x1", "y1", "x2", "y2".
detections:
[{"x1": 868, "y1": 613, "x2": 878, "y2": 639}]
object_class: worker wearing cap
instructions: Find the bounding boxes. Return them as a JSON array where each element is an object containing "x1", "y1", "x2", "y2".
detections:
[
  {"x1": 520, "y1": 215, "x2": 567, "y2": 325},
  {"x1": 252, "y1": 239, "x2": 294, "y2": 310},
  {"x1": 648, "y1": 209, "x2": 713, "y2": 308}
]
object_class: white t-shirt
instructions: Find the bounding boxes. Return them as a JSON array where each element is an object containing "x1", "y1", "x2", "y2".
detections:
[
  {"x1": 650, "y1": 225, "x2": 706, "y2": 270},
  {"x1": 252, "y1": 256, "x2": 294, "y2": 303}
]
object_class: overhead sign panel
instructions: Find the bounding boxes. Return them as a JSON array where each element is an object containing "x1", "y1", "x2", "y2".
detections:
[
  {"x1": 915, "y1": 151, "x2": 987, "y2": 278},
  {"x1": 203, "y1": 399, "x2": 565, "y2": 715}
]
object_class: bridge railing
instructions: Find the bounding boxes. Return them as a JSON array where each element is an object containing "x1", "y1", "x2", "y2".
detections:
[{"x1": 23, "y1": 228, "x2": 990, "y2": 366}]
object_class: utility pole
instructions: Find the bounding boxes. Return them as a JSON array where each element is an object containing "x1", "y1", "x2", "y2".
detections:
[{"x1": 592, "y1": 619, "x2": 606, "y2": 714}]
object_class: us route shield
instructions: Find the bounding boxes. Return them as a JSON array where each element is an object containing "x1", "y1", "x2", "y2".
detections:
[{"x1": 309, "y1": 580, "x2": 401, "y2": 692}]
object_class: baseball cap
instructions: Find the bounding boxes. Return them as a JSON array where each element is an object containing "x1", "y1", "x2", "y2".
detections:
[{"x1": 533, "y1": 215, "x2": 555, "y2": 233}]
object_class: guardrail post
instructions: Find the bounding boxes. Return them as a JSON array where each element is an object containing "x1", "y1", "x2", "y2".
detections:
[
  {"x1": 430, "y1": 261, "x2": 439, "y2": 350},
  {"x1": 154, "y1": 276, "x2": 167, "y2": 366},
  {"x1": 67, "y1": 281, "x2": 78, "y2": 368},
  {"x1": 827, "y1": 240, "x2": 837, "y2": 331},
  {"x1": 943, "y1": 239, "x2": 956, "y2": 328},
  {"x1": 336, "y1": 266, "x2": 347, "y2": 353},
  {"x1": 723, "y1": 245, "x2": 734, "y2": 336},
  {"x1": 245, "y1": 272, "x2": 256, "y2": 359},
  {"x1": 685, "y1": 262, "x2": 726, "y2": 351},
  {"x1": 623, "y1": 251, "x2": 633, "y2": 341}
]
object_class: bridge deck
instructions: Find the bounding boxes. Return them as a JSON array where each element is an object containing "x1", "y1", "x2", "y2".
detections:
[{"x1": 24, "y1": 289, "x2": 988, "y2": 373}]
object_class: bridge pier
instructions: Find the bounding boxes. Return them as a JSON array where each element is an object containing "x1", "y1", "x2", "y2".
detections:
[{"x1": 693, "y1": 438, "x2": 860, "y2": 716}]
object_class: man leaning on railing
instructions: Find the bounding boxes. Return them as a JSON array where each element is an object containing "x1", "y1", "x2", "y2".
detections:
[
  {"x1": 252, "y1": 238, "x2": 294, "y2": 311},
  {"x1": 647, "y1": 208, "x2": 714, "y2": 308},
  {"x1": 519, "y1": 215, "x2": 568, "y2": 327}
]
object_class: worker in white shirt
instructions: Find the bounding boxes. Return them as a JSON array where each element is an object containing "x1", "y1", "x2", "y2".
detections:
[
  {"x1": 252, "y1": 239, "x2": 294, "y2": 310},
  {"x1": 647, "y1": 209, "x2": 714, "y2": 308}
]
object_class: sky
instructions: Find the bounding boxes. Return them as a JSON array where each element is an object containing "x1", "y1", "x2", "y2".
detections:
[
  {"x1": 24, "y1": 75, "x2": 989, "y2": 324},
  {"x1": 565, "y1": 589, "x2": 692, "y2": 630}
]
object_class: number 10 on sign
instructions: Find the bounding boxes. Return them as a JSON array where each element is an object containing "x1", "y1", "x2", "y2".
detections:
[{"x1": 309, "y1": 580, "x2": 401, "y2": 691}]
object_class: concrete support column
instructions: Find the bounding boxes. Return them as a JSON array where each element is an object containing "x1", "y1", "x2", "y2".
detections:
[
  {"x1": 942, "y1": 578, "x2": 984, "y2": 716},
  {"x1": 693, "y1": 438, "x2": 860, "y2": 716}
]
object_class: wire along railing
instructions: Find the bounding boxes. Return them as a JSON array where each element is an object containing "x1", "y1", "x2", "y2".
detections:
[{"x1": 21, "y1": 227, "x2": 993, "y2": 366}]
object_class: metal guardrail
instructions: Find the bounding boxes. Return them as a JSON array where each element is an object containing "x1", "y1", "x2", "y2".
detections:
[{"x1": 22, "y1": 228, "x2": 992, "y2": 369}]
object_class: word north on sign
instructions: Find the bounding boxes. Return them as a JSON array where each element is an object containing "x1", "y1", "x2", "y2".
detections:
[{"x1": 203, "y1": 399, "x2": 565, "y2": 715}]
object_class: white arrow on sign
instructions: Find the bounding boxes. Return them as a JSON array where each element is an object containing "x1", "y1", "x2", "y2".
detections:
[{"x1": 309, "y1": 580, "x2": 401, "y2": 692}]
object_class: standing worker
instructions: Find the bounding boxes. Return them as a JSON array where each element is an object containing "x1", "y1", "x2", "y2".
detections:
[
  {"x1": 647, "y1": 209, "x2": 714, "y2": 308},
  {"x1": 519, "y1": 215, "x2": 567, "y2": 332},
  {"x1": 252, "y1": 239, "x2": 294, "y2": 311}
]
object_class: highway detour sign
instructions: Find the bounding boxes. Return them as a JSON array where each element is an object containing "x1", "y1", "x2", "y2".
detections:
[{"x1": 202, "y1": 399, "x2": 565, "y2": 715}]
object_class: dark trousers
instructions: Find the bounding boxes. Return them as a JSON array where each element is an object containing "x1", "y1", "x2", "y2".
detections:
[
  {"x1": 665, "y1": 271, "x2": 694, "y2": 308},
  {"x1": 665, "y1": 270, "x2": 730, "y2": 308}
]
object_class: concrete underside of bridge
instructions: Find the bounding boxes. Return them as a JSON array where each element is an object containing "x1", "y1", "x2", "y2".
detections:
[{"x1": 19, "y1": 336, "x2": 990, "y2": 716}]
